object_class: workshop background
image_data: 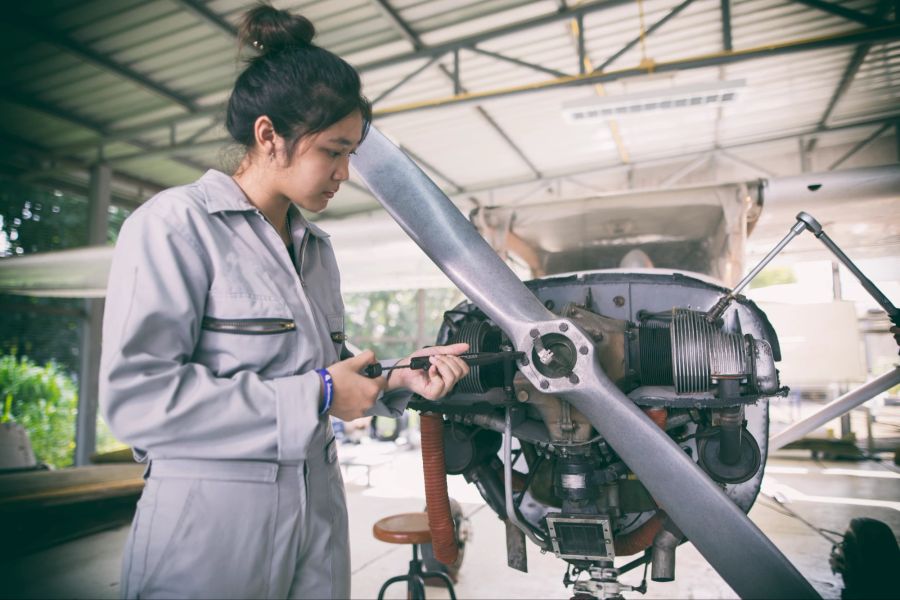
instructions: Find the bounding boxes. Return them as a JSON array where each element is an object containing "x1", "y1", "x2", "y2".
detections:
[{"x1": 0, "y1": 1, "x2": 897, "y2": 599}]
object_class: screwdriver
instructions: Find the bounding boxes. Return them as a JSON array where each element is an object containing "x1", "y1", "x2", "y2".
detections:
[{"x1": 362, "y1": 351, "x2": 525, "y2": 378}]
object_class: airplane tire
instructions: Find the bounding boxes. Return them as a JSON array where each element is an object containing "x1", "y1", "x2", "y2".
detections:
[{"x1": 835, "y1": 517, "x2": 900, "y2": 600}]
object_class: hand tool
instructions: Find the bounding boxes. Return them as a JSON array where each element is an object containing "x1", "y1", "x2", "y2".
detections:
[{"x1": 363, "y1": 351, "x2": 524, "y2": 378}]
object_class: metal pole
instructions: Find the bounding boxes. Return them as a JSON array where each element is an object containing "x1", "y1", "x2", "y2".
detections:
[
  {"x1": 816, "y1": 230, "x2": 900, "y2": 324},
  {"x1": 770, "y1": 367, "x2": 900, "y2": 451},
  {"x1": 74, "y1": 163, "x2": 110, "y2": 466}
]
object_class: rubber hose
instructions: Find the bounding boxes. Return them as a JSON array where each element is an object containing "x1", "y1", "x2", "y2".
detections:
[
  {"x1": 614, "y1": 407, "x2": 667, "y2": 556},
  {"x1": 420, "y1": 412, "x2": 459, "y2": 565}
]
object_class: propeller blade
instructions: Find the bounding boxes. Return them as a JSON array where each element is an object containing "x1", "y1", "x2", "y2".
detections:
[
  {"x1": 351, "y1": 126, "x2": 553, "y2": 343},
  {"x1": 352, "y1": 125, "x2": 819, "y2": 599},
  {"x1": 564, "y1": 360, "x2": 819, "y2": 599}
]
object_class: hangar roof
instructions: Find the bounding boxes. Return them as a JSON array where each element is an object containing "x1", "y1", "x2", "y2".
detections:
[{"x1": 1, "y1": 0, "x2": 896, "y2": 210}]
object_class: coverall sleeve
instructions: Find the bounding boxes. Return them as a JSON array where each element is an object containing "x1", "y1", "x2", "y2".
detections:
[{"x1": 99, "y1": 210, "x2": 321, "y2": 461}]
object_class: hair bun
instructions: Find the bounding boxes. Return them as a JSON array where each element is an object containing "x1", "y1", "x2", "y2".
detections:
[{"x1": 239, "y1": 3, "x2": 315, "y2": 55}]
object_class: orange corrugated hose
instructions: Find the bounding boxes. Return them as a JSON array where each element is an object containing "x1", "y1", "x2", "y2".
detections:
[
  {"x1": 614, "y1": 407, "x2": 668, "y2": 555},
  {"x1": 420, "y1": 412, "x2": 459, "y2": 565}
]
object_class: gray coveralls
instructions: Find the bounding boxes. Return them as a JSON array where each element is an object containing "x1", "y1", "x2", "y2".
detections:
[{"x1": 99, "y1": 169, "x2": 403, "y2": 599}]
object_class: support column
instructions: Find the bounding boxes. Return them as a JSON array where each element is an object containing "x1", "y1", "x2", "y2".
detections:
[
  {"x1": 415, "y1": 289, "x2": 428, "y2": 350},
  {"x1": 75, "y1": 162, "x2": 110, "y2": 466}
]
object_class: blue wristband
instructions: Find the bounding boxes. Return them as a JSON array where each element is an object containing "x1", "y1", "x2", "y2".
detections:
[{"x1": 316, "y1": 368, "x2": 333, "y2": 416}]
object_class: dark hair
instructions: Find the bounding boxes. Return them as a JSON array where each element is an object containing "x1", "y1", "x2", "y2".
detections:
[{"x1": 226, "y1": 3, "x2": 372, "y2": 158}]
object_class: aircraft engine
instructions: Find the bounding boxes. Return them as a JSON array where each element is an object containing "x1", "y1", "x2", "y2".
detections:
[{"x1": 417, "y1": 270, "x2": 781, "y2": 583}]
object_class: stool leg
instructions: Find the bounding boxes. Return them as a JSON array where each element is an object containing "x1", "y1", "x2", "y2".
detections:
[
  {"x1": 377, "y1": 574, "x2": 411, "y2": 600},
  {"x1": 409, "y1": 575, "x2": 427, "y2": 600},
  {"x1": 421, "y1": 571, "x2": 457, "y2": 600},
  {"x1": 407, "y1": 545, "x2": 427, "y2": 600}
]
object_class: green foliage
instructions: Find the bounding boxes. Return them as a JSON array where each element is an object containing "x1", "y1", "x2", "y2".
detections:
[
  {"x1": 0, "y1": 180, "x2": 131, "y2": 376},
  {"x1": 0, "y1": 179, "x2": 131, "y2": 256},
  {"x1": 749, "y1": 266, "x2": 797, "y2": 289},
  {"x1": 0, "y1": 354, "x2": 78, "y2": 468},
  {"x1": 344, "y1": 288, "x2": 464, "y2": 359}
]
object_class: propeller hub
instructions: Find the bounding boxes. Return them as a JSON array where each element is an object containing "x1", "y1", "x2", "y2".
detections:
[{"x1": 531, "y1": 333, "x2": 577, "y2": 378}]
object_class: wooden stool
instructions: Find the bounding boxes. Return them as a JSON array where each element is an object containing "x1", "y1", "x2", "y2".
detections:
[{"x1": 372, "y1": 512, "x2": 457, "y2": 600}]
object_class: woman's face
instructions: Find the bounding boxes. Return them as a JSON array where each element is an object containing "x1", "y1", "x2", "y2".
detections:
[{"x1": 276, "y1": 111, "x2": 364, "y2": 213}]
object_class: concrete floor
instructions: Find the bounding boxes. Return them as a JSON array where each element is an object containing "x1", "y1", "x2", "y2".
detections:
[{"x1": 3, "y1": 438, "x2": 898, "y2": 600}]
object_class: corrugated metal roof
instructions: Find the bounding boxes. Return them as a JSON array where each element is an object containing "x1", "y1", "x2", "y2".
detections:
[{"x1": 0, "y1": 0, "x2": 896, "y2": 215}]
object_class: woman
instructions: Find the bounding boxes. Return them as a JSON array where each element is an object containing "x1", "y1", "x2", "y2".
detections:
[{"x1": 99, "y1": 4, "x2": 469, "y2": 598}]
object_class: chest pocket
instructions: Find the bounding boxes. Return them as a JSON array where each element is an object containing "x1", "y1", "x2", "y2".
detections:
[{"x1": 194, "y1": 292, "x2": 298, "y2": 378}]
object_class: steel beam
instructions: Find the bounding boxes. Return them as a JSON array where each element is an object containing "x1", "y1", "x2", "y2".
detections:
[
  {"x1": 325, "y1": 115, "x2": 900, "y2": 220},
  {"x1": 577, "y1": 13, "x2": 586, "y2": 74},
  {"x1": 770, "y1": 367, "x2": 900, "y2": 450},
  {"x1": 358, "y1": 0, "x2": 634, "y2": 72},
  {"x1": 55, "y1": 3, "x2": 896, "y2": 153},
  {"x1": 595, "y1": 0, "x2": 696, "y2": 72},
  {"x1": 722, "y1": 0, "x2": 733, "y2": 51},
  {"x1": 370, "y1": 0, "x2": 541, "y2": 180},
  {"x1": 815, "y1": 1, "x2": 891, "y2": 130},
  {"x1": 660, "y1": 153, "x2": 711, "y2": 185},
  {"x1": 374, "y1": 23, "x2": 900, "y2": 117},
  {"x1": 827, "y1": 122, "x2": 892, "y2": 170},
  {"x1": 793, "y1": 0, "x2": 891, "y2": 28},
  {"x1": 174, "y1": 0, "x2": 240, "y2": 39},
  {"x1": 7, "y1": 9, "x2": 197, "y2": 112},
  {"x1": 819, "y1": 44, "x2": 872, "y2": 125},
  {"x1": 372, "y1": 0, "x2": 421, "y2": 47},
  {"x1": 1, "y1": 91, "x2": 210, "y2": 183},
  {"x1": 717, "y1": 149, "x2": 776, "y2": 177},
  {"x1": 468, "y1": 46, "x2": 569, "y2": 78},
  {"x1": 401, "y1": 145, "x2": 464, "y2": 193},
  {"x1": 372, "y1": 56, "x2": 442, "y2": 105}
]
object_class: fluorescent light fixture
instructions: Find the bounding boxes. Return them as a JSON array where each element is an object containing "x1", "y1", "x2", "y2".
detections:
[{"x1": 562, "y1": 79, "x2": 745, "y2": 123}]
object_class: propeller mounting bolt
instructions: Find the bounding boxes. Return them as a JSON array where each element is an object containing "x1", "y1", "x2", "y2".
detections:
[
  {"x1": 530, "y1": 328, "x2": 540, "y2": 338},
  {"x1": 569, "y1": 374, "x2": 580, "y2": 384},
  {"x1": 559, "y1": 323, "x2": 569, "y2": 332},
  {"x1": 579, "y1": 345, "x2": 589, "y2": 355},
  {"x1": 540, "y1": 379, "x2": 549, "y2": 389}
]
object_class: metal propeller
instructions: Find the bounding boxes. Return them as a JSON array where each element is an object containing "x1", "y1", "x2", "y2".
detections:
[{"x1": 352, "y1": 126, "x2": 820, "y2": 599}]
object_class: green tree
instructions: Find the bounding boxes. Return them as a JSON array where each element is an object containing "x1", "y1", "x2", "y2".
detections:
[
  {"x1": 0, "y1": 179, "x2": 132, "y2": 465},
  {"x1": 344, "y1": 288, "x2": 463, "y2": 359},
  {"x1": 0, "y1": 355, "x2": 78, "y2": 468}
]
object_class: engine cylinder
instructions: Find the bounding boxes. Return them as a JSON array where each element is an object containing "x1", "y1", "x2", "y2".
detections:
[
  {"x1": 670, "y1": 309, "x2": 747, "y2": 393},
  {"x1": 451, "y1": 320, "x2": 503, "y2": 393}
]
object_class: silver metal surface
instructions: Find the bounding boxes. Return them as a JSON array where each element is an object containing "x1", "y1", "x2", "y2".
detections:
[
  {"x1": 651, "y1": 524, "x2": 681, "y2": 582},
  {"x1": 750, "y1": 338, "x2": 779, "y2": 395},
  {"x1": 770, "y1": 366, "x2": 900, "y2": 451},
  {"x1": 351, "y1": 126, "x2": 554, "y2": 351},
  {"x1": 505, "y1": 519, "x2": 528, "y2": 573},
  {"x1": 503, "y1": 408, "x2": 546, "y2": 548},
  {"x1": 545, "y1": 515, "x2": 615, "y2": 561},
  {"x1": 763, "y1": 165, "x2": 900, "y2": 206},
  {"x1": 672, "y1": 310, "x2": 748, "y2": 393},
  {"x1": 353, "y1": 127, "x2": 819, "y2": 599}
]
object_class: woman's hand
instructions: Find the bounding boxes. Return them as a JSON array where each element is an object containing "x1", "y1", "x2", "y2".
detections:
[
  {"x1": 387, "y1": 343, "x2": 470, "y2": 400},
  {"x1": 327, "y1": 350, "x2": 386, "y2": 421}
]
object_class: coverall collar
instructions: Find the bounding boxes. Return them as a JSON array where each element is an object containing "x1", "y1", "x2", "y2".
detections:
[{"x1": 199, "y1": 169, "x2": 331, "y2": 239}]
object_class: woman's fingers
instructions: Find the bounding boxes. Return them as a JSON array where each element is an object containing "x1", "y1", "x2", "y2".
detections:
[
  {"x1": 419, "y1": 355, "x2": 469, "y2": 399},
  {"x1": 430, "y1": 355, "x2": 466, "y2": 381}
]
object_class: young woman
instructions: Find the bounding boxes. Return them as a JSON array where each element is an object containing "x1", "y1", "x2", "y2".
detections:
[{"x1": 99, "y1": 5, "x2": 469, "y2": 598}]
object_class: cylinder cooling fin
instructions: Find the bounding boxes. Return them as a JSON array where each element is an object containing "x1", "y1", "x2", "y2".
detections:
[
  {"x1": 450, "y1": 319, "x2": 503, "y2": 393},
  {"x1": 670, "y1": 309, "x2": 748, "y2": 394},
  {"x1": 637, "y1": 324, "x2": 673, "y2": 386}
]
